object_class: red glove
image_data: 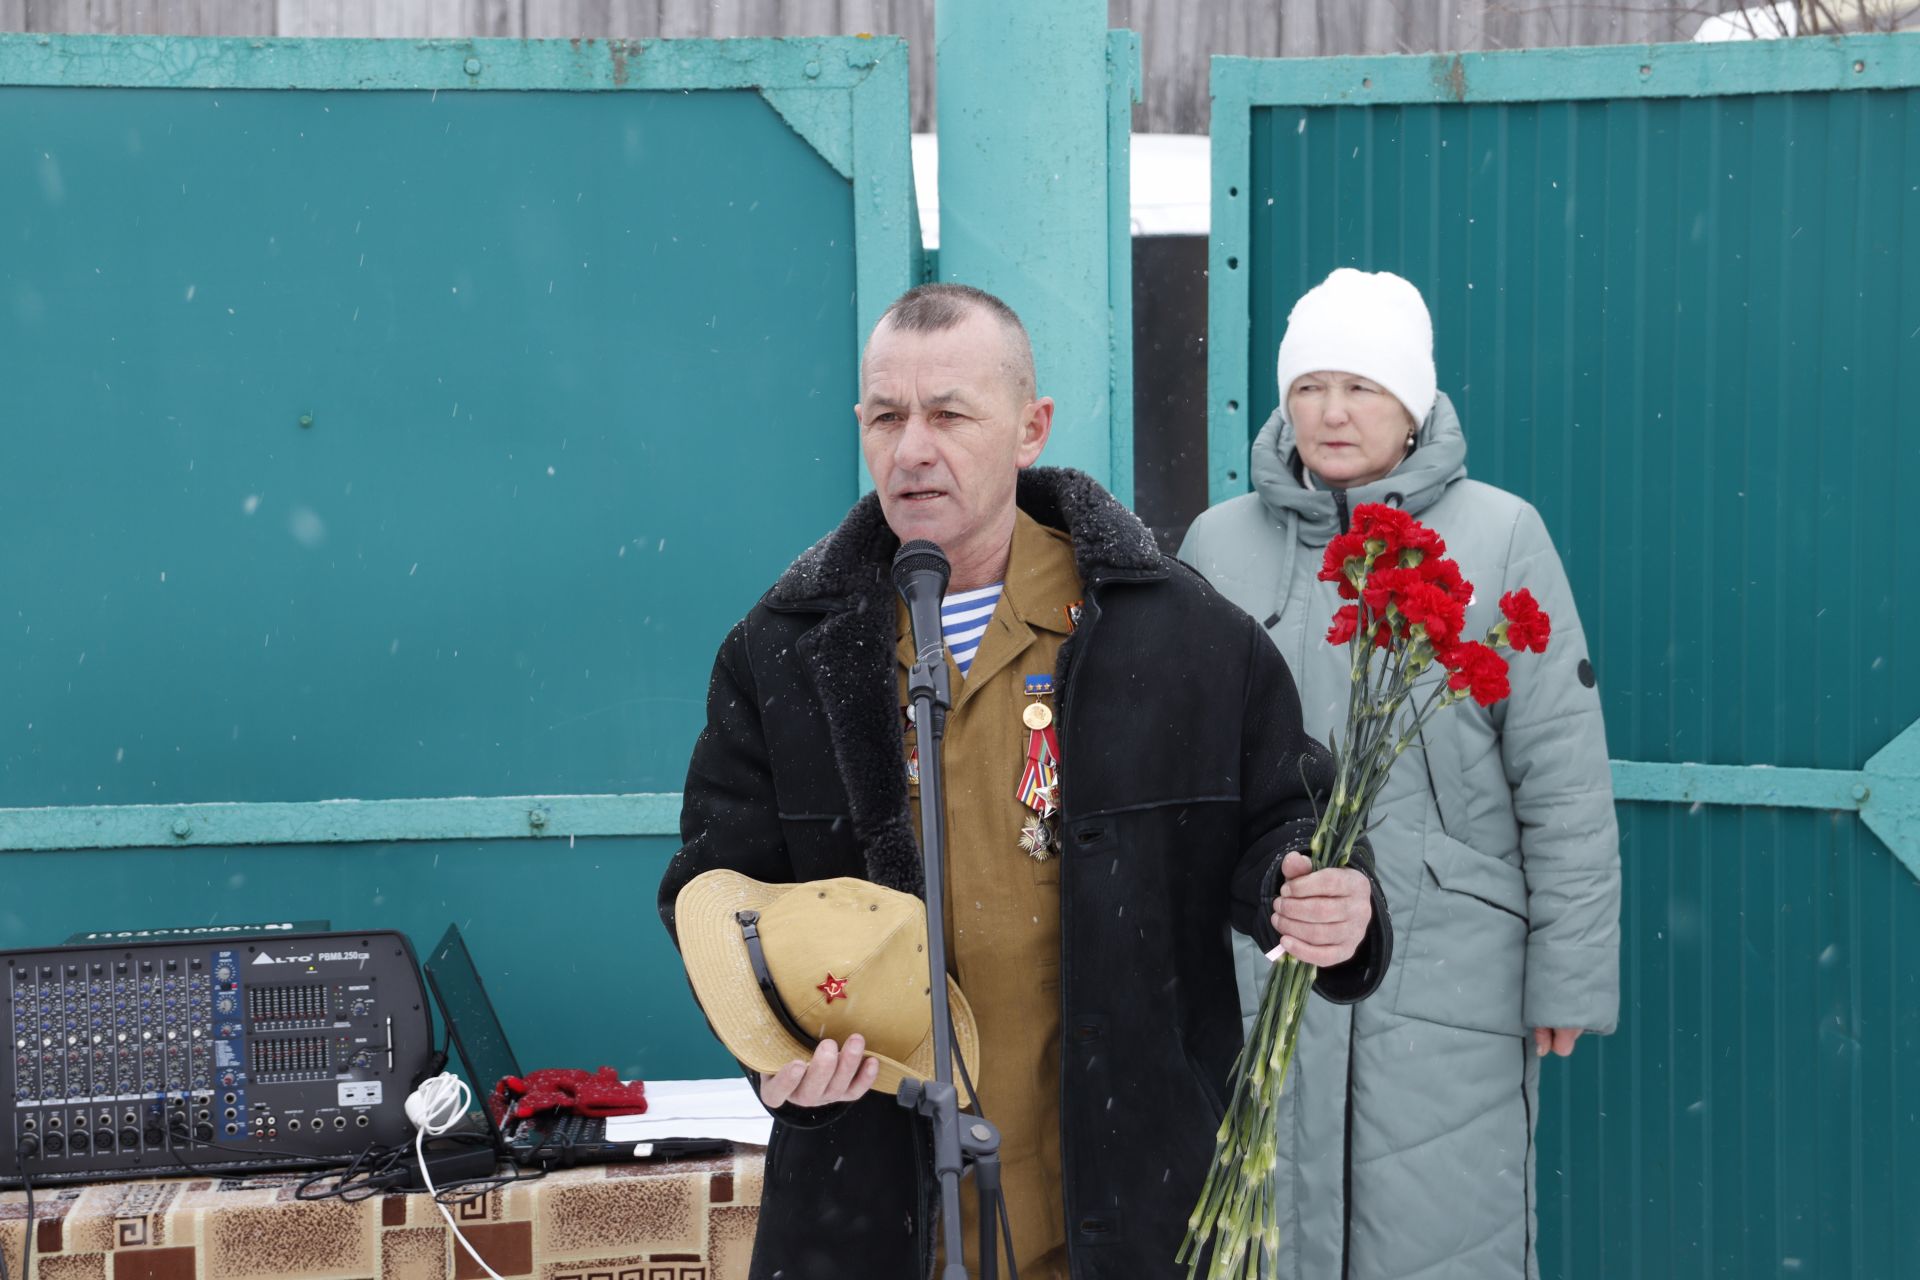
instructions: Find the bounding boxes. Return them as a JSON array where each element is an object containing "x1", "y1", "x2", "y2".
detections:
[
  {"x1": 568, "y1": 1067, "x2": 650, "y2": 1118},
  {"x1": 494, "y1": 1067, "x2": 647, "y2": 1119}
]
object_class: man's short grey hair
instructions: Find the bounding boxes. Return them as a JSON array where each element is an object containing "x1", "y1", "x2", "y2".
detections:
[{"x1": 868, "y1": 283, "x2": 1038, "y2": 401}]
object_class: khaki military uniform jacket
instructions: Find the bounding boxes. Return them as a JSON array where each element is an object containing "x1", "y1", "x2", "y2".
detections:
[{"x1": 899, "y1": 510, "x2": 1081, "y2": 1278}]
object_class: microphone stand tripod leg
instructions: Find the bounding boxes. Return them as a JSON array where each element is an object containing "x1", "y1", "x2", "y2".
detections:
[{"x1": 962, "y1": 1117, "x2": 1005, "y2": 1280}]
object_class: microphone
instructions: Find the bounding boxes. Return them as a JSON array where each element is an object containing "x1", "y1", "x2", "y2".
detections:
[{"x1": 892, "y1": 540, "x2": 951, "y2": 669}]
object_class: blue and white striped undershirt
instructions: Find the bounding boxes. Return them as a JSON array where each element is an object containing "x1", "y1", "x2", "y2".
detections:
[{"x1": 940, "y1": 583, "x2": 1003, "y2": 677}]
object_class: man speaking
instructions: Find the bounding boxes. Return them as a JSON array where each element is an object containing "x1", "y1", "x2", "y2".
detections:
[{"x1": 659, "y1": 284, "x2": 1390, "y2": 1278}]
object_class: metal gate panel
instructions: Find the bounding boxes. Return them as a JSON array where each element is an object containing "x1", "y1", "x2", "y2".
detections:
[
  {"x1": 1212, "y1": 35, "x2": 1920, "y2": 1278},
  {"x1": 0, "y1": 33, "x2": 917, "y2": 1079}
]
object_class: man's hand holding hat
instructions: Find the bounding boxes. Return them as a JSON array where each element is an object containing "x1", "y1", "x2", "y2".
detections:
[
  {"x1": 1267, "y1": 853, "x2": 1374, "y2": 967},
  {"x1": 759, "y1": 1035, "x2": 881, "y2": 1110}
]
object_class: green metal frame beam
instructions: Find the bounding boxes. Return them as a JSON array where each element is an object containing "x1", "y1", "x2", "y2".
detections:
[
  {"x1": 932, "y1": 3, "x2": 1132, "y2": 493},
  {"x1": 0, "y1": 794, "x2": 682, "y2": 852},
  {"x1": 5, "y1": 718, "x2": 1915, "y2": 878},
  {"x1": 1610, "y1": 720, "x2": 1920, "y2": 881},
  {"x1": 0, "y1": 31, "x2": 885, "y2": 93},
  {"x1": 1106, "y1": 28, "x2": 1142, "y2": 506}
]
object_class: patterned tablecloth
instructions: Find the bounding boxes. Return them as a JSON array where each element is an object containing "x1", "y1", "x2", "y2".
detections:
[{"x1": 0, "y1": 1148, "x2": 763, "y2": 1280}]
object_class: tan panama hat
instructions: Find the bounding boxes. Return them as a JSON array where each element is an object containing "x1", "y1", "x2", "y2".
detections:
[{"x1": 674, "y1": 870, "x2": 980, "y2": 1105}]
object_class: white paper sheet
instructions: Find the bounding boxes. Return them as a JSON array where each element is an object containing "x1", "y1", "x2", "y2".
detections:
[{"x1": 605, "y1": 1077, "x2": 773, "y2": 1149}]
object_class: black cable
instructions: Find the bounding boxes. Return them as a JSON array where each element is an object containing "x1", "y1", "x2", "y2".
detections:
[
  {"x1": 18, "y1": 1174, "x2": 30, "y2": 1280},
  {"x1": 294, "y1": 1142, "x2": 410, "y2": 1202},
  {"x1": 160, "y1": 1111, "x2": 374, "y2": 1187},
  {"x1": 432, "y1": 1159, "x2": 546, "y2": 1205},
  {"x1": 948, "y1": 1013, "x2": 1019, "y2": 1280},
  {"x1": 5, "y1": 1137, "x2": 33, "y2": 1280}
]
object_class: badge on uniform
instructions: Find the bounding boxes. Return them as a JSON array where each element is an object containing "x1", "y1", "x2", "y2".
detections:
[
  {"x1": 1016, "y1": 673, "x2": 1060, "y2": 861},
  {"x1": 1064, "y1": 601, "x2": 1084, "y2": 633}
]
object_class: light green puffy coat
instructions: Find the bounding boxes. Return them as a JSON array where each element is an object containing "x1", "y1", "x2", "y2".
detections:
[{"x1": 1179, "y1": 395, "x2": 1620, "y2": 1280}]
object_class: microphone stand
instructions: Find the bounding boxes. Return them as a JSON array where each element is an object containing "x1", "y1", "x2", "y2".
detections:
[{"x1": 896, "y1": 629, "x2": 1006, "y2": 1280}]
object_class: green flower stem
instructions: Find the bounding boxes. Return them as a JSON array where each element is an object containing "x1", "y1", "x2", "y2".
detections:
[{"x1": 1187, "y1": 574, "x2": 1447, "y2": 1274}]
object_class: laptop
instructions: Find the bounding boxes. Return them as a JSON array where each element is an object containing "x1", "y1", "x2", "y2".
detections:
[{"x1": 422, "y1": 923, "x2": 726, "y2": 1168}]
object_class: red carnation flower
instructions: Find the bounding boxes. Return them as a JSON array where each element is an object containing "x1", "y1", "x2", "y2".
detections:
[
  {"x1": 1351, "y1": 504, "x2": 1415, "y2": 544},
  {"x1": 1326, "y1": 604, "x2": 1360, "y2": 646},
  {"x1": 1499, "y1": 590, "x2": 1551, "y2": 654},
  {"x1": 1361, "y1": 565, "x2": 1420, "y2": 618},
  {"x1": 1417, "y1": 553, "x2": 1472, "y2": 606},
  {"x1": 1395, "y1": 524, "x2": 1447, "y2": 567},
  {"x1": 1319, "y1": 530, "x2": 1371, "y2": 600},
  {"x1": 1441, "y1": 640, "x2": 1511, "y2": 706},
  {"x1": 1397, "y1": 581, "x2": 1466, "y2": 647}
]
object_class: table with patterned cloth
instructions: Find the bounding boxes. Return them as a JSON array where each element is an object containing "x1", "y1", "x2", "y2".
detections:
[{"x1": 0, "y1": 1148, "x2": 763, "y2": 1280}]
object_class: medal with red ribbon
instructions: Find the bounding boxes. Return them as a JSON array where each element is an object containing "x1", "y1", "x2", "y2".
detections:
[
  {"x1": 1017, "y1": 714, "x2": 1060, "y2": 818},
  {"x1": 1017, "y1": 674, "x2": 1060, "y2": 859}
]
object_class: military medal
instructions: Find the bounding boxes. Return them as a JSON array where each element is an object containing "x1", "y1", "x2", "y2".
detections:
[
  {"x1": 1017, "y1": 674, "x2": 1061, "y2": 860},
  {"x1": 903, "y1": 705, "x2": 919, "y2": 785}
]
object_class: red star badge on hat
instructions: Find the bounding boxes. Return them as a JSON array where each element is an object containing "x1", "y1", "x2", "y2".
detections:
[{"x1": 817, "y1": 973, "x2": 850, "y2": 1003}]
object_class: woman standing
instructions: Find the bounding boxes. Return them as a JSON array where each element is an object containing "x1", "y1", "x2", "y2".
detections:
[{"x1": 1180, "y1": 269, "x2": 1621, "y2": 1280}]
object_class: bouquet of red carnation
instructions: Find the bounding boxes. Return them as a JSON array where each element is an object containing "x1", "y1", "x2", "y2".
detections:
[{"x1": 1178, "y1": 503, "x2": 1551, "y2": 1278}]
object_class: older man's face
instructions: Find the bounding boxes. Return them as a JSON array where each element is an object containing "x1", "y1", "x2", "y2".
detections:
[{"x1": 856, "y1": 310, "x2": 1050, "y2": 581}]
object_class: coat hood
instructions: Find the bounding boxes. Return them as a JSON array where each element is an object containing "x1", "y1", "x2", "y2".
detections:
[{"x1": 1250, "y1": 392, "x2": 1469, "y2": 545}]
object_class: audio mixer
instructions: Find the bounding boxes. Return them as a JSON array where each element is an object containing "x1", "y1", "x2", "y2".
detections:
[{"x1": 2, "y1": 930, "x2": 433, "y2": 1185}]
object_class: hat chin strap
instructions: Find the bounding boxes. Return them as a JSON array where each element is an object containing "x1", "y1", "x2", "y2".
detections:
[{"x1": 735, "y1": 910, "x2": 821, "y2": 1051}]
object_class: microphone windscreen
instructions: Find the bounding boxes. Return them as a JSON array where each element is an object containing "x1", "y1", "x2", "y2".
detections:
[{"x1": 891, "y1": 540, "x2": 950, "y2": 593}]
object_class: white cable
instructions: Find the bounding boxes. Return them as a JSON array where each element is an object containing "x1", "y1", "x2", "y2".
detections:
[{"x1": 406, "y1": 1073, "x2": 505, "y2": 1280}]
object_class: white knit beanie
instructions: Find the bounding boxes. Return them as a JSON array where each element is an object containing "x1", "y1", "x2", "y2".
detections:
[{"x1": 1274, "y1": 268, "x2": 1437, "y2": 426}]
